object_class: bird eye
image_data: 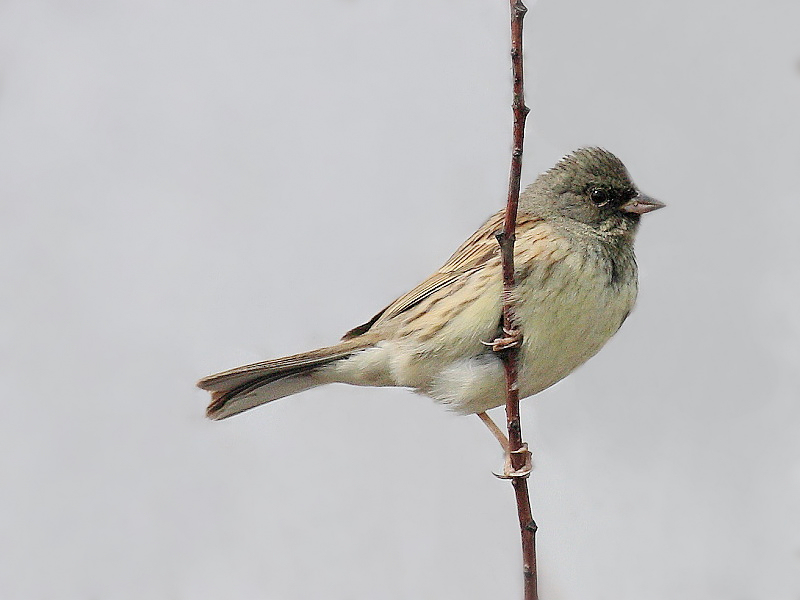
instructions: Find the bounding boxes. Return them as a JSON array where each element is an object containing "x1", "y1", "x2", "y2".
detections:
[{"x1": 589, "y1": 187, "x2": 610, "y2": 206}]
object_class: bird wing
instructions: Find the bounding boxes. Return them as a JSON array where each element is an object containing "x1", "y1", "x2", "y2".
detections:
[{"x1": 342, "y1": 212, "x2": 547, "y2": 339}]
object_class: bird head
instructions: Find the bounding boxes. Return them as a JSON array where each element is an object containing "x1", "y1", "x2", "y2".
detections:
[{"x1": 521, "y1": 147, "x2": 664, "y2": 234}]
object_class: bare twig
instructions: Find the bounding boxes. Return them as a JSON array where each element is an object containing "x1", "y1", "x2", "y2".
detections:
[{"x1": 493, "y1": 1, "x2": 537, "y2": 599}]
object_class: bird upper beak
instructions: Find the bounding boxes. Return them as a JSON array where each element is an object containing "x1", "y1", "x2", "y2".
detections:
[{"x1": 619, "y1": 192, "x2": 665, "y2": 215}]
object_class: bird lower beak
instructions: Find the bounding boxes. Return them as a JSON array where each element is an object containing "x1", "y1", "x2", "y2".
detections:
[{"x1": 620, "y1": 193, "x2": 665, "y2": 215}]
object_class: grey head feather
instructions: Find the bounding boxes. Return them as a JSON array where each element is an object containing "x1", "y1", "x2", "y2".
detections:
[
  {"x1": 520, "y1": 147, "x2": 643, "y2": 288},
  {"x1": 543, "y1": 147, "x2": 632, "y2": 191},
  {"x1": 520, "y1": 147, "x2": 640, "y2": 232}
]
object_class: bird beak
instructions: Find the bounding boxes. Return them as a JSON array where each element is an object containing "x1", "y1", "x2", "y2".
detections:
[{"x1": 619, "y1": 193, "x2": 665, "y2": 215}]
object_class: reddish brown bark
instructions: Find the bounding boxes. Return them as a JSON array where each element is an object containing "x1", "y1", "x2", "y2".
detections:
[{"x1": 495, "y1": 1, "x2": 538, "y2": 599}]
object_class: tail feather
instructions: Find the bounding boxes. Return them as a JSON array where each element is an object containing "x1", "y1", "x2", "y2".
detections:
[{"x1": 198, "y1": 337, "x2": 376, "y2": 420}]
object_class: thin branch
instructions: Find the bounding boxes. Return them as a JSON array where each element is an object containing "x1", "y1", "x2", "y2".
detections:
[{"x1": 494, "y1": 1, "x2": 538, "y2": 599}]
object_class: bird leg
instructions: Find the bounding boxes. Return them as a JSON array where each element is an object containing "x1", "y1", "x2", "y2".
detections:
[
  {"x1": 476, "y1": 412, "x2": 532, "y2": 479},
  {"x1": 477, "y1": 411, "x2": 510, "y2": 451}
]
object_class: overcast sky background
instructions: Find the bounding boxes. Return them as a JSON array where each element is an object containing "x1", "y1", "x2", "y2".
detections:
[{"x1": 1, "y1": 1, "x2": 799, "y2": 599}]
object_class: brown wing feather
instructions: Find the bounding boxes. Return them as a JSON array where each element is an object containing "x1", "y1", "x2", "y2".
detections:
[{"x1": 342, "y1": 212, "x2": 548, "y2": 338}]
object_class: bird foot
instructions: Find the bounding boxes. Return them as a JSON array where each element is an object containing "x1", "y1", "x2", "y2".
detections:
[
  {"x1": 493, "y1": 443, "x2": 533, "y2": 479},
  {"x1": 490, "y1": 326, "x2": 523, "y2": 352}
]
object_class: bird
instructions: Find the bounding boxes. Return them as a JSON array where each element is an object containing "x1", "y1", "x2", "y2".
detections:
[{"x1": 198, "y1": 147, "x2": 663, "y2": 453}]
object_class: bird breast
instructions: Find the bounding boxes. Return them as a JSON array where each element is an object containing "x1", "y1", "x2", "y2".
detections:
[{"x1": 514, "y1": 242, "x2": 638, "y2": 399}]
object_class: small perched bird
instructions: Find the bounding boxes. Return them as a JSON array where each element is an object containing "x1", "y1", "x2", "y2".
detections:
[{"x1": 198, "y1": 148, "x2": 663, "y2": 436}]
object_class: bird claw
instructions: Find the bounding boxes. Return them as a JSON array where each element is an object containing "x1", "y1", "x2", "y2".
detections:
[
  {"x1": 492, "y1": 443, "x2": 533, "y2": 479},
  {"x1": 489, "y1": 326, "x2": 523, "y2": 352}
]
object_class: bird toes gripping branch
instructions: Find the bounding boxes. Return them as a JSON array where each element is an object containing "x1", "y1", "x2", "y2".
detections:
[
  {"x1": 482, "y1": 325, "x2": 523, "y2": 353},
  {"x1": 494, "y1": 443, "x2": 533, "y2": 480},
  {"x1": 476, "y1": 412, "x2": 533, "y2": 479}
]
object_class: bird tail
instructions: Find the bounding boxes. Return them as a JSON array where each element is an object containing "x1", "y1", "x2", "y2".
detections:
[{"x1": 198, "y1": 336, "x2": 377, "y2": 420}]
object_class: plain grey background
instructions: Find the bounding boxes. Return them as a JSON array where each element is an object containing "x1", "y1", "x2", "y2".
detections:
[{"x1": 1, "y1": 1, "x2": 799, "y2": 599}]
